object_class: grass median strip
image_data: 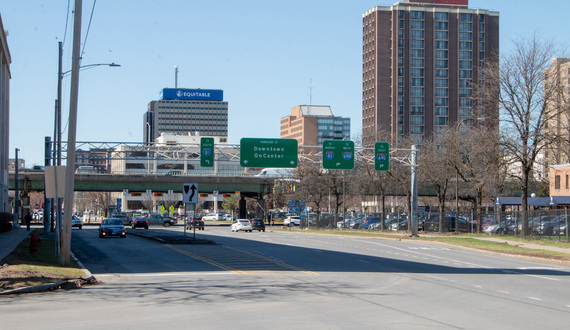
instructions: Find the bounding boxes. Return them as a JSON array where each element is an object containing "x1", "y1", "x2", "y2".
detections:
[{"x1": 1, "y1": 230, "x2": 85, "y2": 292}]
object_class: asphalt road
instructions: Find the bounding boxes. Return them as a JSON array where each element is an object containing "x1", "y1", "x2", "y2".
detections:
[{"x1": 2, "y1": 225, "x2": 570, "y2": 329}]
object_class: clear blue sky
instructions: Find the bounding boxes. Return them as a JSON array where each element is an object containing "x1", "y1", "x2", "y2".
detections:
[{"x1": 2, "y1": 0, "x2": 569, "y2": 166}]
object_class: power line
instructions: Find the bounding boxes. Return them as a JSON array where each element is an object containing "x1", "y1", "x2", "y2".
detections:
[
  {"x1": 62, "y1": 0, "x2": 71, "y2": 46},
  {"x1": 81, "y1": 0, "x2": 97, "y2": 60}
]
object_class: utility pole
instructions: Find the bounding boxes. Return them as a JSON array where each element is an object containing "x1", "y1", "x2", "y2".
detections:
[
  {"x1": 410, "y1": 145, "x2": 419, "y2": 237},
  {"x1": 61, "y1": 0, "x2": 82, "y2": 267}
]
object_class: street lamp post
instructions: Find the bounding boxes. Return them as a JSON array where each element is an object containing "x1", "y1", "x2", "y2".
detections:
[
  {"x1": 53, "y1": 40, "x2": 120, "y2": 234},
  {"x1": 13, "y1": 148, "x2": 20, "y2": 228},
  {"x1": 146, "y1": 122, "x2": 151, "y2": 174}
]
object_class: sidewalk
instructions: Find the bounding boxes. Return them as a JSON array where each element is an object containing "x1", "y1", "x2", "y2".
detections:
[
  {"x1": 0, "y1": 227, "x2": 31, "y2": 262},
  {"x1": 473, "y1": 236, "x2": 570, "y2": 255}
]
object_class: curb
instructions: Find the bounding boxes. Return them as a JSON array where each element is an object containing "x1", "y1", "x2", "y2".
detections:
[{"x1": 0, "y1": 276, "x2": 98, "y2": 295}]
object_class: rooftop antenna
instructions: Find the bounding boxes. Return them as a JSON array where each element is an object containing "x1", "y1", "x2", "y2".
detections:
[
  {"x1": 174, "y1": 65, "x2": 178, "y2": 88},
  {"x1": 309, "y1": 79, "x2": 313, "y2": 106}
]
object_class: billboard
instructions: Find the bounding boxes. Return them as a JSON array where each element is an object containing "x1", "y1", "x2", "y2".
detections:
[{"x1": 160, "y1": 88, "x2": 223, "y2": 101}]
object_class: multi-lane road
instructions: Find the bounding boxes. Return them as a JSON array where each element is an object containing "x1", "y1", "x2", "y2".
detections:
[{"x1": 2, "y1": 225, "x2": 570, "y2": 329}]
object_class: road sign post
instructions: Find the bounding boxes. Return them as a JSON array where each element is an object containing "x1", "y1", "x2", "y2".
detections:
[
  {"x1": 374, "y1": 142, "x2": 390, "y2": 171},
  {"x1": 183, "y1": 183, "x2": 199, "y2": 240},
  {"x1": 200, "y1": 137, "x2": 214, "y2": 167},
  {"x1": 240, "y1": 138, "x2": 298, "y2": 168},
  {"x1": 183, "y1": 183, "x2": 199, "y2": 204},
  {"x1": 322, "y1": 140, "x2": 354, "y2": 170}
]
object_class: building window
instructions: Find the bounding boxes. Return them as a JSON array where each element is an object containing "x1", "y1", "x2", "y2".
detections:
[
  {"x1": 411, "y1": 58, "x2": 424, "y2": 67},
  {"x1": 411, "y1": 116, "x2": 424, "y2": 125},
  {"x1": 459, "y1": 41, "x2": 472, "y2": 50},
  {"x1": 435, "y1": 79, "x2": 448, "y2": 87},
  {"x1": 411, "y1": 30, "x2": 424, "y2": 39},
  {"x1": 435, "y1": 60, "x2": 448, "y2": 68},
  {"x1": 459, "y1": 32, "x2": 472, "y2": 41},
  {"x1": 435, "y1": 31, "x2": 448, "y2": 40},
  {"x1": 435, "y1": 107, "x2": 448, "y2": 116},
  {"x1": 434, "y1": 12, "x2": 448, "y2": 21},
  {"x1": 411, "y1": 49, "x2": 424, "y2": 57},
  {"x1": 459, "y1": 51, "x2": 472, "y2": 59},
  {"x1": 411, "y1": 87, "x2": 424, "y2": 96},
  {"x1": 459, "y1": 13, "x2": 472, "y2": 22},
  {"x1": 410, "y1": 126, "x2": 423, "y2": 134},
  {"x1": 435, "y1": 88, "x2": 448, "y2": 97},
  {"x1": 411, "y1": 39, "x2": 424, "y2": 48},
  {"x1": 411, "y1": 68, "x2": 424, "y2": 77},
  {"x1": 411, "y1": 11, "x2": 424, "y2": 19},
  {"x1": 435, "y1": 50, "x2": 448, "y2": 59},
  {"x1": 411, "y1": 20, "x2": 424, "y2": 29},
  {"x1": 435, "y1": 22, "x2": 448, "y2": 30},
  {"x1": 459, "y1": 23, "x2": 472, "y2": 31},
  {"x1": 555, "y1": 175, "x2": 561, "y2": 189},
  {"x1": 435, "y1": 69, "x2": 448, "y2": 78},
  {"x1": 411, "y1": 78, "x2": 424, "y2": 86},
  {"x1": 411, "y1": 106, "x2": 424, "y2": 115},
  {"x1": 435, "y1": 41, "x2": 448, "y2": 49}
]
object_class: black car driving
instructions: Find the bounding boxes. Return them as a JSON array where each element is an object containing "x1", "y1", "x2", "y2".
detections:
[
  {"x1": 186, "y1": 216, "x2": 205, "y2": 230},
  {"x1": 251, "y1": 218, "x2": 266, "y2": 232}
]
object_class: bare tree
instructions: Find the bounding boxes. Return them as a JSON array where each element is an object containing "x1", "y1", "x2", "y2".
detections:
[
  {"x1": 420, "y1": 135, "x2": 456, "y2": 233},
  {"x1": 294, "y1": 163, "x2": 328, "y2": 219},
  {"x1": 141, "y1": 194, "x2": 156, "y2": 213},
  {"x1": 482, "y1": 35, "x2": 565, "y2": 234},
  {"x1": 449, "y1": 124, "x2": 505, "y2": 233}
]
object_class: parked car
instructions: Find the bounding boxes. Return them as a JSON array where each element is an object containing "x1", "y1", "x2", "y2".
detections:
[
  {"x1": 552, "y1": 222, "x2": 569, "y2": 236},
  {"x1": 71, "y1": 215, "x2": 83, "y2": 229},
  {"x1": 112, "y1": 213, "x2": 132, "y2": 226},
  {"x1": 391, "y1": 218, "x2": 405, "y2": 231},
  {"x1": 186, "y1": 216, "x2": 205, "y2": 230},
  {"x1": 132, "y1": 217, "x2": 149, "y2": 229},
  {"x1": 231, "y1": 219, "x2": 252, "y2": 232},
  {"x1": 484, "y1": 220, "x2": 516, "y2": 235},
  {"x1": 534, "y1": 215, "x2": 569, "y2": 235},
  {"x1": 99, "y1": 218, "x2": 126, "y2": 238},
  {"x1": 426, "y1": 215, "x2": 475, "y2": 232},
  {"x1": 361, "y1": 217, "x2": 382, "y2": 229},
  {"x1": 283, "y1": 215, "x2": 301, "y2": 226},
  {"x1": 146, "y1": 214, "x2": 177, "y2": 227},
  {"x1": 251, "y1": 218, "x2": 266, "y2": 232},
  {"x1": 202, "y1": 213, "x2": 224, "y2": 221}
]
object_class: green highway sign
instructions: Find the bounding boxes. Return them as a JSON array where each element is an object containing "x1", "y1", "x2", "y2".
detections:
[
  {"x1": 200, "y1": 137, "x2": 215, "y2": 167},
  {"x1": 240, "y1": 138, "x2": 298, "y2": 168},
  {"x1": 322, "y1": 140, "x2": 354, "y2": 170},
  {"x1": 375, "y1": 142, "x2": 390, "y2": 171}
]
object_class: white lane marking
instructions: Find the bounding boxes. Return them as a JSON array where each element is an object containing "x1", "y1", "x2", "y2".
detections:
[
  {"x1": 498, "y1": 290, "x2": 509, "y2": 294},
  {"x1": 527, "y1": 274, "x2": 561, "y2": 281},
  {"x1": 357, "y1": 259, "x2": 370, "y2": 263},
  {"x1": 518, "y1": 267, "x2": 564, "y2": 270},
  {"x1": 527, "y1": 297, "x2": 542, "y2": 301},
  {"x1": 96, "y1": 272, "x2": 232, "y2": 277},
  {"x1": 474, "y1": 285, "x2": 482, "y2": 288},
  {"x1": 313, "y1": 249, "x2": 323, "y2": 253}
]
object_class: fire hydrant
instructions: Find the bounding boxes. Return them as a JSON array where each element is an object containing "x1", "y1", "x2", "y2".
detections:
[{"x1": 30, "y1": 232, "x2": 41, "y2": 255}]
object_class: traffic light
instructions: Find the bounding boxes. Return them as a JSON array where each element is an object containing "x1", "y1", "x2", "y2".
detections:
[
  {"x1": 223, "y1": 194, "x2": 232, "y2": 198},
  {"x1": 200, "y1": 193, "x2": 209, "y2": 197}
]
